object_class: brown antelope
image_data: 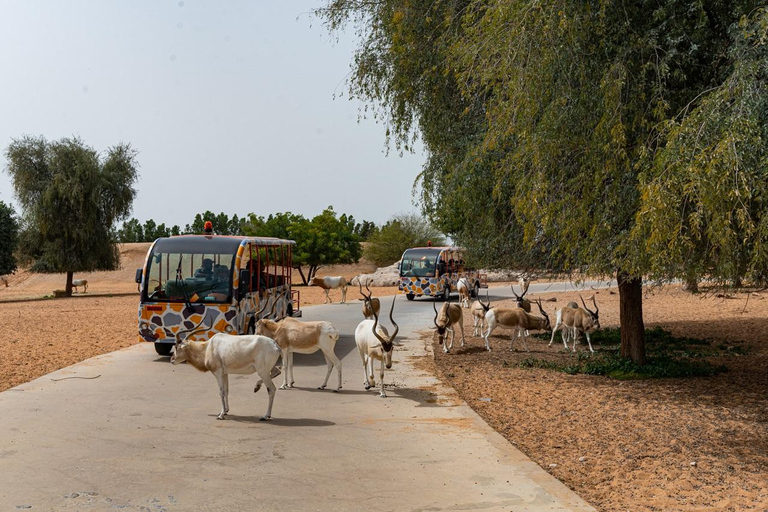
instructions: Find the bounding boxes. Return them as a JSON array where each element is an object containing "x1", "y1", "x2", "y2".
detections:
[
  {"x1": 354, "y1": 296, "x2": 400, "y2": 397},
  {"x1": 548, "y1": 296, "x2": 600, "y2": 353},
  {"x1": 483, "y1": 299, "x2": 551, "y2": 352},
  {"x1": 309, "y1": 276, "x2": 349, "y2": 304},
  {"x1": 511, "y1": 278, "x2": 531, "y2": 312},
  {"x1": 433, "y1": 298, "x2": 465, "y2": 353},
  {"x1": 358, "y1": 279, "x2": 381, "y2": 320}
]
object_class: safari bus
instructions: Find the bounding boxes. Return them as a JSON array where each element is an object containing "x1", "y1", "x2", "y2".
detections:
[
  {"x1": 135, "y1": 233, "x2": 298, "y2": 356},
  {"x1": 398, "y1": 245, "x2": 487, "y2": 301}
]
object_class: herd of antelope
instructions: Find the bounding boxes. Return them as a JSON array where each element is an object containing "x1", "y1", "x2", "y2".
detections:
[{"x1": 170, "y1": 274, "x2": 599, "y2": 421}]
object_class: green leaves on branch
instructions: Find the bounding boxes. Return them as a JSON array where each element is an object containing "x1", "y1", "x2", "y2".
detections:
[{"x1": 364, "y1": 212, "x2": 446, "y2": 266}]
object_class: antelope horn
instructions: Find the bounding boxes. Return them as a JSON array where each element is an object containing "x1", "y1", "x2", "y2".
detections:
[
  {"x1": 481, "y1": 288, "x2": 491, "y2": 311},
  {"x1": 511, "y1": 283, "x2": 521, "y2": 300},
  {"x1": 591, "y1": 295, "x2": 599, "y2": 316},
  {"x1": 536, "y1": 298, "x2": 550, "y2": 325},
  {"x1": 432, "y1": 298, "x2": 440, "y2": 327},
  {"x1": 579, "y1": 294, "x2": 594, "y2": 315},
  {"x1": 371, "y1": 296, "x2": 396, "y2": 352},
  {"x1": 521, "y1": 278, "x2": 530, "y2": 296}
]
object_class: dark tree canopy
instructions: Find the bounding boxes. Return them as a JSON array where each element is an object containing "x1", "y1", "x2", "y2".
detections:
[
  {"x1": 0, "y1": 201, "x2": 19, "y2": 276},
  {"x1": 319, "y1": 1, "x2": 768, "y2": 363},
  {"x1": 364, "y1": 212, "x2": 446, "y2": 266},
  {"x1": 5, "y1": 135, "x2": 139, "y2": 295}
]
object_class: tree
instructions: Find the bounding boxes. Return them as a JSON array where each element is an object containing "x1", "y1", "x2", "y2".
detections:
[
  {"x1": 184, "y1": 211, "x2": 245, "y2": 235},
  {"x1": 319, "y1": 1, "x2": 767, "y2": 364},
  {"x1": 364, "y1": 213, "x2": 445, "y2": 266},
  {"x1": 0, "y1": 201, "x2": 19, "y2": 276},
  {"x1": 5, "y1": 136, "x2": 139, "y2": 296},
  {"x1": 244, "y1": 208, "x2": 362, "y2": 284}
]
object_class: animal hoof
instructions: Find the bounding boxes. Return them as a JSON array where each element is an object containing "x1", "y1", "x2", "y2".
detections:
[
  {"x1": 216, "y1": 415, "x2": 226, "y2": 420},
  {"x1": 379, "y1": 393, "x2": 387, "y2": 398},
  {"x1": 318, "y1": 385, "x2": 326, "y2": 390},
  {"x1": 259, "y1": 416, "x2": 270, "y2": 422},
  {"x1": 254, "y1": 384, "x2": 262, "y2": 393},
  {"x1": 333, "y1": 389, "x2": 340, "y2": 393}
]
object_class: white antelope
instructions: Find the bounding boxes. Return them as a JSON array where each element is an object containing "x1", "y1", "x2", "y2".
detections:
[
  {"x1": 549, "y1": 296, "x2": 600, "y2": 353},
  {"x1": 358, "y1": 279, "x2": 381, "y2": 319},
  {"x1": 255, "y1": 316, "x2": 342, "y2": 392},
  {"x1": 471, "y1": 290, "x2": 492, "y2": 336},
  {"x1": 72, "y1": 279, "x2": 88, "y2": 293},
  {"x1": 483, "y1": 299, "x2": 551, "y2": 352},
  {"x1": 456, "y1": 277, "x2": 471, "y2": 308},
  {"x1": 171, "y1": 320, "x2": 281, "y2": 421},
  {"x1": 354, "y1": 296, "x2": 399, "y2": 397},
  {"x1": 310, "y1": 276, "x2": 349, "y2": 304},
  {"x1": 433, "y1": 299, "x2": 465, "y2": 353}
]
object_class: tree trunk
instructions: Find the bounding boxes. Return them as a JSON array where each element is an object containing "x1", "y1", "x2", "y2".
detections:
[
  {"x1": 683, "y1": 275, "x2": 699, "y2": 293},
  {"x1": 617, "y1": 271, "x2": 645, "y2": 365},
  {"x1": 295, "y1": 266, "x2": 308, "y2": 286},
  {"x1": 65, "y1": 271, "x2": 74, "y2": 297}
]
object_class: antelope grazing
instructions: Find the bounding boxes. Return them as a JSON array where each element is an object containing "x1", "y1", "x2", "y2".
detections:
[
  {"x1": 483, "y1": 299, "x2": 551, "y2": 352},
  {"x1": 549, "y1": 296, "x2": 600, "y2": 353},
  {"x1": 310, "y1": 276, "x2": 349, "y2": 304},
  {"x1": 457, "y1": 277, "x2": 471, "y2": 308},
  {"x1": 255, "y1": 317, "x2": 342, "y2": 392},
  {"x1": 433, "y1": 299, "x2": 465, "y2": 353},
  {"x1": 171, "y1": 320, "x2": 281, "y2": 421},
  {"x1": 354, "y1": 296, "x2": 399, "y2": 397},
  {"x1": 358, "y1": 279, "x2": 381, "y2": 319},
  {"x1": 471, "y1": 290, "x2": 492, "y2": 336}
]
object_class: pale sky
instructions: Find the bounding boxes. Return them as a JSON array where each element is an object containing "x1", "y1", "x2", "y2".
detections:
[{"x1": 0, "y1": 1, "x2": 425, "y2": 228}]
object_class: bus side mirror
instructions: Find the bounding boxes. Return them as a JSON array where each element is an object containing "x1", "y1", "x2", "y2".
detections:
[
  {"x1": 238, "y1": 269, "x2": 251, "y2": 296},
  {"x1": 134, "y1": 269, "x2": 143, "y2": 284}
]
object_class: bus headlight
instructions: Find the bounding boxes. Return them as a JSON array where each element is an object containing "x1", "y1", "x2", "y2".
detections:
[
  {"x1": 140, "y1": 322, "x2": 149, "y2": 331},
  {"x1": 225, "y1": 324, "x2": 235, "y2": 333}
]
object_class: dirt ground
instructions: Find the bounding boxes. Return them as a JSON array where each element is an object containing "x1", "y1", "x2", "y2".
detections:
[{"x1": 1, "y1": 245, "x2": 767, "y2": 511}]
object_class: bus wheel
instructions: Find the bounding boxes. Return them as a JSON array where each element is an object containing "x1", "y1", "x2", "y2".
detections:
[
  {"x1": 154, "y1": 343, "x2": 173, "y2": 356},
  {"x1": 406, "y1": 293, "x2": 415, "y2": 301},
  {"x1": 286, "y1": 302, "x2": 294, "y2": 317},
  {"x1": 247, "y1": 318, "x2": 256, "y2": 335},
  {"x1": 472, "y1": 282, "x2": 480, "y2": 298}
]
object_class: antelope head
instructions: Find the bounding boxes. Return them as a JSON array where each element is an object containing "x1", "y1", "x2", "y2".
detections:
[
  {"x1": 372, "y1": 295, "x2": 399, "y2": 369},
  {"x1": 580, "y1": 295, "x2": 600, "y2": 329},
  {"x1": 511, "y1": 278, "x2": 530, "y2": 309},
  {"x1": 535, "y1": 299, "x2": 552, "y2": 331},
  {"x1": 171, "y1": 314, "x2": 209, "y2": 365}
]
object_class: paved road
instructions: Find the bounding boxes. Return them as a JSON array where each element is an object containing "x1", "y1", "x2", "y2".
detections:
[{"x1": 0, "y1": 283, "x2": 603, "y2": 511}]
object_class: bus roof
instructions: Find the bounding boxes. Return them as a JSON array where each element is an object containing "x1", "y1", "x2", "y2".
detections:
[
  {"x1": 403, "y1": 246, "x2": 463, "y2": 252},
  {"x1": 152, "y1": 235, "x2": 294, "y2": 254}
]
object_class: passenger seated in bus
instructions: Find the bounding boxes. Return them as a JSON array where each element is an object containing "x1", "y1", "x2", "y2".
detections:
[
  {"x1": 194, "y1": 258, "x2": 214, "y2": 279},
  {"x1": 210, "y1": 265, "x2": 230, "y2": 300}
]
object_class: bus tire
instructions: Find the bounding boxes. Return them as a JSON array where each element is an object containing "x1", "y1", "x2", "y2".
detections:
[
  {"x1": 472, "y1": 282, "x2": 480, "y2": 298},
  {"x1": 286, "y1": 302, "x2": 294, "y2": 317},
  {"x1": 247, "y1": 318, "x2": 256, "y2": 335},
  {"x1": 406, "y1": 293, "x2": 415, "y2": 301},
  {"x1": 154, "y1": 343, "x2": 173, "y2": 356}
]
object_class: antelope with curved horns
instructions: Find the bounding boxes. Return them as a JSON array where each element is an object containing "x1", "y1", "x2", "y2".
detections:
[
  {"x1": 471, "y1": 289, "x2": 492, "y2": 336},
  {"x1": 171, "y1": 311, "x2": 282, "y2": 421},
  {"x1": 456, "y1": 277, "x2": 471, "y2": 308},
  {"x1": 358, "y1": 278, "x2": 381, "y2": 320},
  {"x1": 511, "y1": 278, "x2": 531, "y2": 312},
  {"x1": 433, "y1": 297, "x2": 465, "y2": 353},
  {"x1": 354, "y1": 296, "x2": 400, "y2": 397},
  {"x1": 483, "y1": 298, "x2": 551, "y2": 352},
  {"x1": 548, "y1": 295, "x2": 600, "y2": 353}
]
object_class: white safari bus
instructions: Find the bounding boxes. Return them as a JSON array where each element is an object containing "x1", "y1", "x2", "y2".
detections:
[
  {"x1": 135, "y1": 234, "x2": 298, "y2": 356},
  {"x1": 398, "y1": 245, "x2": 487, "y2": 301}
]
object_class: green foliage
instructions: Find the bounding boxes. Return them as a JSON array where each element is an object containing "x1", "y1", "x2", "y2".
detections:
[
  {"x1": 184, "y1": 211, "x2": 245, "y2": 236},
  {"x1": 117, "y1": 218, "x2": 181, "y2": 243},
  {"x1": 4, "y1": 136, "x2": 138, "y2": 291},
  {"x1": 0, "y1": 201, "x2": 19, "y2": 275},
  {"x1": 244, "y1": 207, "x2": 362, "y2": 284},
  {"x1": 524, "y1": 327, "x2": 730, "y2": 379},
  {"x1": 364, "y1": 212, "x2": 446, "y2": 266}
]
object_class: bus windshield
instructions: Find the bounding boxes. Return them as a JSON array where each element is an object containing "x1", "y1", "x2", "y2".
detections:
[
  {"x1": 400, "y1": 249, "x2": 441, "y2": 278},
  {"x1": 144, "y1": 245, "x2": 236, "y2": 303}
]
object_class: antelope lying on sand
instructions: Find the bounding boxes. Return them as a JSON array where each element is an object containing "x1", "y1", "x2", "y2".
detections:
[
  {"x1": 549, "y1": 296, "x2": 600, "y2": 353},
  {"x1": 310, "y1": 276, "x2": 349, "y2": 304},
  {"x1": 483, "y1": 299, "x2": 551, "y2": 352}
]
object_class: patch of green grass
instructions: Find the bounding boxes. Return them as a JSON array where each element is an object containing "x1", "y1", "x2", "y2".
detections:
[{"x1": 521, "y1": 327, "x2": 732, "y2": 379}]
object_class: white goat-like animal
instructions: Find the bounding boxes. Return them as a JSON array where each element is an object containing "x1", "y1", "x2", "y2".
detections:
[
  {"x1": 310, "y1": 276, "x2": 349, "y2": 304},
  {"x1": 483, "y1": 299, "x2": 551, "y2": 352},
  {"x1": 358, "y1": 279, "x2": 381, "y2": 319},
  {"x1": 549, "y1": 296, "x2": 600, "y2": 353},
  {"x1": 255, "y1": 317, "x2": 342, "y2": 391},
  {"x1": 171, "y1": 322, "x2": 281, "y2": 421},
  {"x1": 433, "y1": 299, "x2": 465, "y2": 353},
  {"x1": 471, "y1": 290, "x2": 492, "y2": 336},
  {"x1": 72, "y1": 279, "x2": 88, "y2": 293},
  {"x1": 1, "y1": 275, "x2": 8, "y2": 287},
  {"x1": 457, "y1": 277, "x2": 471, "y2": 308},
  {"x1": 354, "y1": 296, "x2": 399, "y2": 398}
]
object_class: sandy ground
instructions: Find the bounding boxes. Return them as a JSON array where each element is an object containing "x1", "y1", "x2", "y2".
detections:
[{"x1": 2, "y1": 244, "x2": 767, "y2": 511}]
